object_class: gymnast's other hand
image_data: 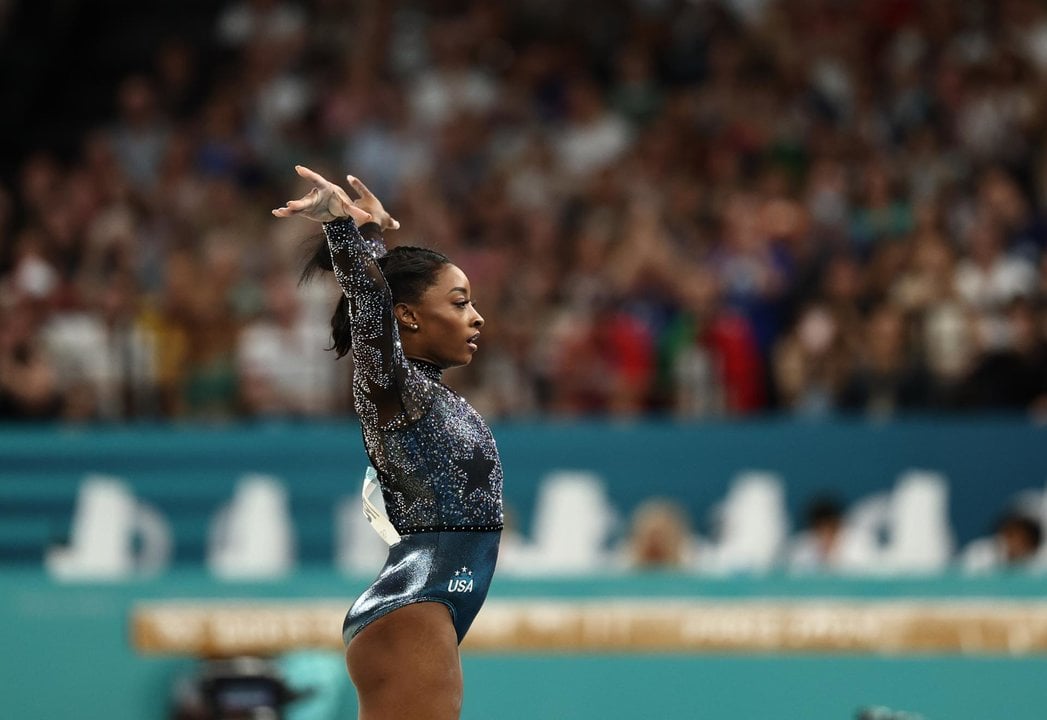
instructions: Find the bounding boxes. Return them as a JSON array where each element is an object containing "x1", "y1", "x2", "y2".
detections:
[
  {"x1": 271, "y1": 165, "x2": 373, "y2": 225},
  {"x1": 346, "y1": 174, "x2": 400, "y2": 231}
]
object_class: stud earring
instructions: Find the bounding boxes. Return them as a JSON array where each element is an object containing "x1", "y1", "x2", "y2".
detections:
[{"x1": 411, "y1": 323, "x2": 419, "y2": 331}]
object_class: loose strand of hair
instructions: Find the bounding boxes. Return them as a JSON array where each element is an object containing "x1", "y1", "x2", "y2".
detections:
[{"x1": 299, "y1": 232, "x2": 333, "y2": 286}]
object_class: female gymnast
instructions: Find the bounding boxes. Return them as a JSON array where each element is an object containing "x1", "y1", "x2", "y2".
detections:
[{"x1": 272, "y1": 166, "x2": 503, "y2": 720}]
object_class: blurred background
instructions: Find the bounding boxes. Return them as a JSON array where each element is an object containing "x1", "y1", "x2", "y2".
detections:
[{"x1": 2, "y1": 0, "x2": 1047, "y2": 718}]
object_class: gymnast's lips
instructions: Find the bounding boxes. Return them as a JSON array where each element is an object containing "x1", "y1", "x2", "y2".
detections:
[{"x1": 467, "y1": 333, "x2": 480, "y2": 351}]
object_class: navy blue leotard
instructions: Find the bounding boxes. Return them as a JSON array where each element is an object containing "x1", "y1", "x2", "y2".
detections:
[{"x1": 323, "y1": 218, "x2": 503, "y2": 645}]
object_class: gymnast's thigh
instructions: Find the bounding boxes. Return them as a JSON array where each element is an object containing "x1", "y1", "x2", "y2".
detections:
[{"x1": 346, "y1": 601, "x2": 463, "y2": 720}]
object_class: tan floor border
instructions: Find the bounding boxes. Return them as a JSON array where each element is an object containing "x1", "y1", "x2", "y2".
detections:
[{"x1": 131, "y1": 598, "x2": 1047, "y2": 656}]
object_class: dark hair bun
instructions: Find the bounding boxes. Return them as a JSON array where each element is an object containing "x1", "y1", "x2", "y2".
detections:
[{"x1": 300, "y1": 234, "x2": 451, "y2": 359}]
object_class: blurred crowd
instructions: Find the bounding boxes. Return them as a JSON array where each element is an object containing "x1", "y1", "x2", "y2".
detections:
[{"x1": 3, "y1": 0, "x2": 1047, "y2": 422}]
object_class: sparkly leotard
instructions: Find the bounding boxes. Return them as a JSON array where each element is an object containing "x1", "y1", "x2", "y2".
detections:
[{"x1": 323, "y1": 218, "x2": 503, "y2": 645}]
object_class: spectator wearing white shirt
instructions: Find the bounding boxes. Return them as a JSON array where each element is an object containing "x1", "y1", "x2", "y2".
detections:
[
  {"x1": 237, "y1": 271, "x2": 341, "y2": 417},
  {"x1": 955, "y1": 217, "x2": 1037, "y2": 314},
  {"x1": 554, "y1": 76, "x2": 632, "y2": 180},
  {"x1": 962, "y1": 511, "x2": 1043, "y2": 574}
]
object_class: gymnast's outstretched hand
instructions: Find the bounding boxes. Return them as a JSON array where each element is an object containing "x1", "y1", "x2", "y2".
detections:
[
  {"x1": 271, "y1": 165, "x2": 373, "y2": 225},
  {"x1": 345, "y1": 175, "x2": 399, "y2": 231}
]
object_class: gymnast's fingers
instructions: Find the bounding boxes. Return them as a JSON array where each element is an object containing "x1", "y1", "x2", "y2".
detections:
[
  {"x1": 346, "y1": 175, "x2": 375, "y2": 200},
  {"x1": 295, "y1": 164, "x2": 332, "y2": 187},
  {"x1": 272, "y1": 189, "x2": 319, "y2": 217}
]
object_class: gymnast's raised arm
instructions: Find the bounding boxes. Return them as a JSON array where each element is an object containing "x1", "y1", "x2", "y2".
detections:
[{"x1": 272, "y1": 166, "x2": 422, "y2": 427}]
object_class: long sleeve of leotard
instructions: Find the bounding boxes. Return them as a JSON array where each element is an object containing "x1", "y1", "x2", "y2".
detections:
[{"x1": 323, "y1": 218, "x2": 432, "y2": 428}]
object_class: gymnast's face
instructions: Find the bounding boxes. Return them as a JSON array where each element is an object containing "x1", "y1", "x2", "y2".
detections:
[{"x1": 399, "y1": 264, "x2": 484, "y2": 369}]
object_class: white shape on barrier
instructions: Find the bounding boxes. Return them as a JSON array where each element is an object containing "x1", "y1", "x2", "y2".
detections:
[
  {"x1": 832, "y1": 471, "x2": 953, "y2": 576},
  {"x1": 706, "y1": 471, "x2": 788, "y2": 574},
  {"x1": 886, "y1": 470, "x2": 953, "y2": 573},
  {"x1": 526, "y1": 470, "x2": 616, "y2": 573},
  {"x1": 960, "y1": 536, "x2": 1002, "y2": 574},
  {"x1": 208, "y1": 474, "x2": 295, "y2": 579},
  {"x1": 45, "y1": 474, "x2": 171, "y2": 580}
]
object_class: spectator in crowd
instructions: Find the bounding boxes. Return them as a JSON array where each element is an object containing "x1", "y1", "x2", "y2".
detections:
[
  {"x1": 962, "y1": 510, "x2": 1044, "y2": 574},
  {"x1": 43, "y1": 270, "x2": 160, "y2": 421},
  {"x1": 0, "y1": 235, "x2": 65, "y2": 419},
  {"x1": 216, "y1": 0, "x2": 306, "y2": 51},
  {"x1": 0, "y1": 295, "x2": 64, "y2": 420},
  {"x1": 237, "y1": 269, "x2": 346, "y2": 417},
  {"x1": 619, "y1": 498, "x2": 701, "y2": 571},
  {"x1": 785, "y1": 495, "x2": 846, "y2": 574},
  {"x1": 773, "y1": 302, "x2": 852, "y2": 416},
  {"x1": 837, "y1": 302, "x2": 929, "y2": 416},
  {"x1": 961, "y1": 297, "x2": 1047, "y2": 410},
  {"x1": 108, "y1": 75, "x2": 171, "y2": 192}
]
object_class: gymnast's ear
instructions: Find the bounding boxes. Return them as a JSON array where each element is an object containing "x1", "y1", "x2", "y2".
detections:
[{"x1": 394, "y1": 303, "x2": 418, "y2": 329}]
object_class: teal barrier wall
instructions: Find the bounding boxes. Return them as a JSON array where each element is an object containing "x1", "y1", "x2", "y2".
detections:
[
  {"x1": 2, "y1": 419, "x2": 1047, "y2": 564},
  {"x1": 4, "y1": 421, "x2": 1047, "y2": 718},
  {"x1": 4, "y1": 569, "x2": 1047, "y2": 720}
]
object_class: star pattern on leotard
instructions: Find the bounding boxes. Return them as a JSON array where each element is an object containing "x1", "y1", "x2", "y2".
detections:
[{"x1": 459, "y1": 445, "x2": 496, "y2": 499}]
